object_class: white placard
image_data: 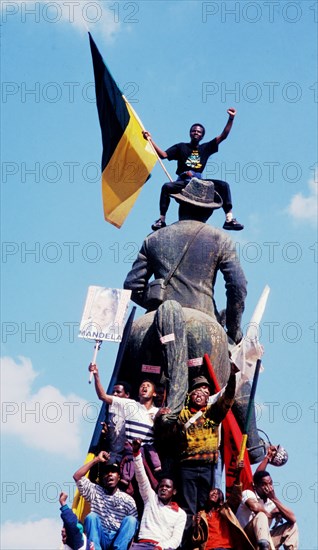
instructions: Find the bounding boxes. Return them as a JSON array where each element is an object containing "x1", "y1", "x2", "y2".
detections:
[{"x1": 78, "y1": 286, "x2": 131, "y2": 342}]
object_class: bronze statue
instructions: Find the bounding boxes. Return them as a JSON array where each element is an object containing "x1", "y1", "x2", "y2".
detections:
[{"x1": 123, "y1": 178, "x2": 263, "y2": 463}]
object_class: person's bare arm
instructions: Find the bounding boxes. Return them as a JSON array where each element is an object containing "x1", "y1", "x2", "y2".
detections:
[
  {"x1": 215, "y1": 108, "x2": 236, "y2": 145},
  {"x1": 255, "y1": 445, "x2": 278, "y2": 473},
  {"x1": 143, "y1": 130, "x2": 167, "y2": 159},
  {"x1": 73, "y1": 451, "x2": 110, "y2": 482},
  {"x1": 88, "y1": 364, "x2": 113, "y2": 404},
  {"x1": 245, "y1": 497, "x2": 272, "y2": 518},
  {"x1": 264, "y1": 484, "x2": 296, "y2": 524}
]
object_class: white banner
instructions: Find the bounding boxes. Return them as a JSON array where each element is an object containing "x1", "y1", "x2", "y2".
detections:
[{"x1": 230, "y1": 285, "x2": 270, "y2": 382}]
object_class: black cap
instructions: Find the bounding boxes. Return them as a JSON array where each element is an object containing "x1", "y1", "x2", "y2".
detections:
[{"x1": 102, "y1": 462, "x2": 120, "y2": 474}]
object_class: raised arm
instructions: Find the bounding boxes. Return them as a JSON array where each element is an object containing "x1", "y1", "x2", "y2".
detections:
[
  {"x1": 59, "y1": 492, "x2": 85, "y2": 550},
  {"x1": 255, "y1": 445, "x2": 278, "y2": 474},
  {"x1": 73, "y1": 450, "x2": 110, "y2": 482},
  {"x1": 227, "y1": 460, "x2": 244, "y2": 512},
  {"x1": 89, "y1": 363, "x2": 113, "y2": 404},
  {"x1": 215, "y1": 108, "x2": 236, "y2": 145},
  {"x1": 143, "y1": 130, "x2": 167, "y2": 159},
  {"x1": 208, "y1": 362, "x2": 236, "y2": 423},
  {"x1": 132, "y1": 439, "x2": 153, "y2": 501}
]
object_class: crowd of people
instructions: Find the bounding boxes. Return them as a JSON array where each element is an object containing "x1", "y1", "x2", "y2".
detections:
[{"x1": 59, "y1": 365, "x2": 298, "y2": 550}]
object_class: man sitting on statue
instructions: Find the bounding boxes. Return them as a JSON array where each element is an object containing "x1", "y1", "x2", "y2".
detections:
[{"x1": 142, "y1": 108, "x2": 243, "y2": 231}]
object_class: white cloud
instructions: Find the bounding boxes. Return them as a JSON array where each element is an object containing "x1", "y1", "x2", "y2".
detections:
[
  {"x1": 287, "y1": 172, "x2": 318, "y2": 225},
  {"x1": 1, "y1": 0, "x2": 122, "y2": 42},
  {"x1": 1, "y1": 356, "x2": 90, "y2": 457},
  {"x1": 1, "y1": 517, "x2": 61, "y2": 550}
]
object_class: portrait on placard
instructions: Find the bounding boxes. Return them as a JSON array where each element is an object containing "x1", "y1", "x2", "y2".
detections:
[{"x1": 79, "y1": 286, "x2": 131, "y2": 342}]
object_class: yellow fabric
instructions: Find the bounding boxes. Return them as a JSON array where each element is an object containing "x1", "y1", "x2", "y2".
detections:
[
  {"x1": 179, "y1": 409, "x2": 219, "y2": 461},
  {"x1": 71, "y1": 452, "x2": 95, "y2": 523},
  {"x1": 102, "y1": 101, "x2": 157, "y2": 228}
]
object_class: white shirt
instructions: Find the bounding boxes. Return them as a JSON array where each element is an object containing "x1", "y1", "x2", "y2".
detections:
[
  {"x1": 110, "y1": 396, "x2": 158, "y2": 445},
  {"x1": 134, "y1": 453, "x2": 187, "y2": 549},
  {"x1": 236, "y1": 488, "x2": 276, "y2": 528}
]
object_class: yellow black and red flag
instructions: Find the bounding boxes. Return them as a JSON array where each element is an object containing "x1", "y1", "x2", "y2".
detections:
[{"x1": 89, "y1": 34, "x2": 157, "y2": 228}]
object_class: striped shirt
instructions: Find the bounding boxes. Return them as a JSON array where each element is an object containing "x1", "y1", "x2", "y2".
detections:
[
  {"x1": 76, "y1": 477, "x2": 138, "y2": 532},
  {"x1": 110, "y1": 396, "x2": 158, "y2": 445}
]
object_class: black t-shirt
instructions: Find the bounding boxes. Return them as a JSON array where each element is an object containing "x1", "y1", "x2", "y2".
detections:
[{"x1": 165, "y1": 139, "x2": 219, "y2": 175}]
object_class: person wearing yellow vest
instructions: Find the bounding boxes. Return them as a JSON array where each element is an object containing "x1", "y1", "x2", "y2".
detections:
[{"x1": 177, "y1": 364, "x2": 237, "y2": 548}]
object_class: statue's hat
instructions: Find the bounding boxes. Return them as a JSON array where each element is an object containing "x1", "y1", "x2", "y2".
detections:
[{"x1": 173, "y1": 178, "x2": 223, "y2": 209}]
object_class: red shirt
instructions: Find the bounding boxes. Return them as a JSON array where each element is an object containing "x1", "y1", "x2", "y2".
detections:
[{"x1": 206, "y1": 509, "x2": 232, "y2": 548}]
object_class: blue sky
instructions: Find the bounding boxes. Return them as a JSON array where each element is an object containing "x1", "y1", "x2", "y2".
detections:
[{"x1": 1, "y1": 1, "x2": 317, "y2": 548}]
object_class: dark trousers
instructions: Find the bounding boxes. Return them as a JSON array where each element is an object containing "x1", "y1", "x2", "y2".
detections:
[
  {"x1": 179, "y1": 461, "x2": 215, "y2": 550},
  {"x1": 159, "y1": 177, "x2": 233, "y2": 215},
  {"x1": 121, "y1": 442, "x2": 161, "y2": 484}
]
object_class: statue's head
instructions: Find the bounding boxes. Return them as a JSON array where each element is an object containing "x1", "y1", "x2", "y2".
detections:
[{"x1": 173, "y1": 178, "x2": 223, "y2": 222}]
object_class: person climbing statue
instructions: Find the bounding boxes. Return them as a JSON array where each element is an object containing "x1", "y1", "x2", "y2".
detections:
[{"x1": 143, "y1": 108, "x2": 244, "y2": 231}]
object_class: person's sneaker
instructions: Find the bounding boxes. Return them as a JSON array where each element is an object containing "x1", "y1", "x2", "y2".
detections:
[
  {"x1": 151, "y1": 218, "x2": 166, "y2": 231},
  {"x1": 223, "y1": 218, "x2": 244, "y2": 231}
]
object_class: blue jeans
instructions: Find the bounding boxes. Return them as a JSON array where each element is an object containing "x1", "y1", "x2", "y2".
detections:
[{"x1": 84, "y1": 512, "x2": 138, "y2": 550}]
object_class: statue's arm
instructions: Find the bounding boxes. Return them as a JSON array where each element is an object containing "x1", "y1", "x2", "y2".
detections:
[
  {"x1": 124, "y1": 241, "x2": 153, "y2": 308},
  {"x1": 218, "y1": 238, "x2": 247, "y2": 344}
]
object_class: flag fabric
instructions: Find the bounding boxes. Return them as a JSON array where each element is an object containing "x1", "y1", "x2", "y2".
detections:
[
  {"x1": 89, "y1": 33, "x2": 157, "y2": 228},
  {"x1": 204, "y1": 354, "x2": 253, "y2": 495}
]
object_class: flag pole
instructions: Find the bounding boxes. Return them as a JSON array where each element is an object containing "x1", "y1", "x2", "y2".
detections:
[
  {"x1": 238, "y1": 358, "x2": 262, "y2": 460},
  {"x1": 145, "y1": 136, "x2": 174, "y2": 182},
  {"x1": 88, "y1": 340, "x2": 102, "y2": 383}
]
